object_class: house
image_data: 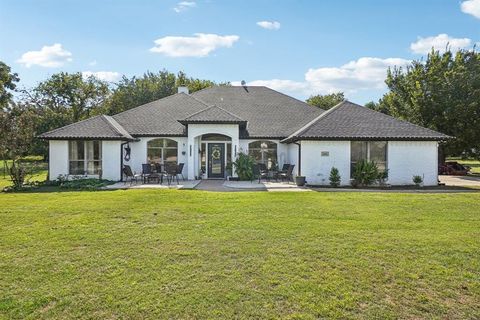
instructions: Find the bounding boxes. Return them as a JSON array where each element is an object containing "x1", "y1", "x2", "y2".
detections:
[{"x1": 39, "y1": 86, "x2": 449, "y2": 186}]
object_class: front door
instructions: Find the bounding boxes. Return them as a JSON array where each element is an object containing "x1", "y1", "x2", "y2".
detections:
[{"x1": 208, "y1": 143, "x2": 225, "y2": 178}]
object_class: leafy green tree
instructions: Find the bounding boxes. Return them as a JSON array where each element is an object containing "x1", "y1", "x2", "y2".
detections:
[
  {"x1": 306, "y1": 92, "x2": 344, "y2": 109},
  {"x1": 378, "y1": 49, "x2": 480, "y2": 160},
  {"x1": 0, "y1": 61, "x2": 19, "y2": 108},
  {"x1": 364, "y1": 101, "x2": 391, "y2": 115},
  {"x1": 102, "y1": 70, "x2": 218, "y2": 115},
  {"x1": 28, "y1": 72, "x2": 110, "y2": 122}
]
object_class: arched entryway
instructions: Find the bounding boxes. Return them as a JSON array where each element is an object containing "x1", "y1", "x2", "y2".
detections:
[{"x1": 200, "y1": 134, "x2": 232, "y2": 179}]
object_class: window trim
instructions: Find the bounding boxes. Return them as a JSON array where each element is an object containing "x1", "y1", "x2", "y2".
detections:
[
  {"x1": 248, "y1": 140, "x2": 278, "y2": 169},
  {"x1": 350, "y1": 141, "x2": 388, "y2": 178},
  {"x1": 146, "y1": 138, "x2": 179, "y2": 164},
  {"x1": 68, "y1": 140, "x2": 102, "y2": 175}
]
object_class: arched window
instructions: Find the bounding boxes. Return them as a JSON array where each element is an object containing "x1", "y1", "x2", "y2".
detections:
[
  {"x1": 248, "y1": 141, "x2": 278, "y2": 169},
  {"x1": 147, "y1": 138, "x2": 178, "y2": 164}
]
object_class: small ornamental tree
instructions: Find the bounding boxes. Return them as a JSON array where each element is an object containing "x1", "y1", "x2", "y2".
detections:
[
  {"x1": 329, "y1": 167, "x2": 341, "y2": 187},
  {"x1": 412, "y1": 175, "x2": 423, "y2": 187}
]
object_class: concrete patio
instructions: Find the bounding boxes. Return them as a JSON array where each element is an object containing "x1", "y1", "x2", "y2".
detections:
[{"x1": 103, "y1": 180, "x2": 201, "y2": 190}]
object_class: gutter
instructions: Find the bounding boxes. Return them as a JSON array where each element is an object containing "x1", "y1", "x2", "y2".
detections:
[{"x1": 294, "y1": 141, "x2": 301, "y2": 176}]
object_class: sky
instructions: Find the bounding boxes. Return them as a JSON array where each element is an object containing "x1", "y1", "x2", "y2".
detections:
[{"x1": 1, "y1": 0, "x2": 479, "y2": 104}]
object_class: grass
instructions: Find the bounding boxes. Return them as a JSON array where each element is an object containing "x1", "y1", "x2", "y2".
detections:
[{"x1": 0, "y1": 190, "x2": 479, "y2": 319}]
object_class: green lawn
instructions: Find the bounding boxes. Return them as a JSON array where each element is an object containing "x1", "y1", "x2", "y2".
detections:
[{"x1": 1, "y1": 190, "x2": 479, "y2": 319}]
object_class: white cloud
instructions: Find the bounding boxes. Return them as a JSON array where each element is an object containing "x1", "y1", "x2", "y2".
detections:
[
  {"x1": 82, "y1": 71, "x2": 121, "y2": 82},
  {"x1": 174, "y1": 1, "x2": 196, "y2": 13},
  {"x1": 235, "y1": 57, "x2": 410, "y2": 96},
  {"x1": 150, "y1": 33, "x2": 239, "y2": 57},
  {"x1": 256, "y1": 21, "x2": 281, "y2": 30},
  {"x1": 410, "y1": 34, "x2": 472, "y2": 54},
  {"x1": 461, "y1": 0, "x2": 480, "y2": 18},
  {"x1": 88, "y1": 60, "x2": 97, "y2": 66},
  {"x1": 16, "y1": 43, "x2": 72, "y2": 68}
]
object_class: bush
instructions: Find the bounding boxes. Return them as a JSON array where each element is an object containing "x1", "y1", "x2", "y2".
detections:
[
  {"x1": 377, "y1": 169, "x2": 389, "y2": 186},
  {"x1": 412, "y1": 175, "x2": 423, "y2": 186},
  {"x1": 329, "y1": 167, "x2": 341, "y2": 187},
  {"x1": 352, "y1": 160, "x2": 379, "y2": 187},
  {"x1": 232, "y1": 152, "x2": 255, "y2": 181},
  {"x1": 60, "y1": 178, "x2": 115, "y2": 190}
]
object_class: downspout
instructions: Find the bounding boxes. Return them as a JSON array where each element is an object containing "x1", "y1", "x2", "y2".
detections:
[
  {"x1": 120, "y1": 141, "x2": 128, "y2": 182},
  {"x1": 293, "y1": 141, "x2": 301, "y2": 176}
]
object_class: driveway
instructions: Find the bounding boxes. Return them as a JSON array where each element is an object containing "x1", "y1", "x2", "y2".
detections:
[{"x1": 439, "y1": 175, "x2": 480, "y2": 187}]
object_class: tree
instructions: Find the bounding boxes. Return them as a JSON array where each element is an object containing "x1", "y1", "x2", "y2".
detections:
[
  {"x1": 0, "y1": 61, "x2": 19, "y2": 108},
  {"x1": 365, "y1": 101, "x2": 390, "y2": 115},
  {"x1": 29, "y1": 72, "x2": 110, "y2": 122},
  {"x1": 378, "y1": 49, "x2": 480, "y2": 160},
  {"x1": 306, "y1": 92, "x2": 345, "y2": 109},
  {"x1": 102, "y1": 70, "x2": 218, "y2": 115}
]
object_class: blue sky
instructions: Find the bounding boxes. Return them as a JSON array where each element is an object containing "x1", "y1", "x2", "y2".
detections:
[{"x1": 1, "y1": 0, "x2": 479, "y2": 103}]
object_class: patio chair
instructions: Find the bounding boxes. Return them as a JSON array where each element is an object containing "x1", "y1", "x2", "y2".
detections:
[
  {"x1": 164, "y1": 163, "x2": 179, "y2": 185},
  {"x1": 256, "y1": 163, "x2": 269, "y2": 183},
  {"x1": 176, "y1": 163, "x2": 185, "y2": 181},
  {"x1": 279, "y1": 164, "x2": 295, "y2": 183},
  {"x1": 123, "y1": 165, "x2": 141, "y2": 185},
  {"x1": 278, "y1": 164, "x2": 290, "y2": 174},
  {"x1": 141, "y1": 163, "x2": 151, "y2": 184}
]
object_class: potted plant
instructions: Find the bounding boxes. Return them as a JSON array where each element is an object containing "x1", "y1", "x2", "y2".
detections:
[
  {"x1": 295, "y1": 175, "x2": 306, "y2": 186},
  {"x1": 232, "y1": 152, "x2": 254, "y2": 181}
]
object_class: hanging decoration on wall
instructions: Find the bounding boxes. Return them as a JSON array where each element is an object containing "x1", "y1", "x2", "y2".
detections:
[
  {"x1": 211, "y1": 148, "x2": 221, "y2": 160},
  {"x1": 124, "y1": 144, "x2": 131, "y2": 161}
]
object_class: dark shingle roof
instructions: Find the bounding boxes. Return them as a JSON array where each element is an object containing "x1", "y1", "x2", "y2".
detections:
[
  {"x1": 39, "y1": 87, "x2": 449, "y2": 142},
  {"x1": 282, "y1": 100, "x2": 450, "y2": 142},
  {"x1": 39, "y1": 115, "x2": 134, "y2": 140},
  {"x1": 192, "y1": 86, "x2": 323, "y2": 138},
  {"x1": 112, "y1": 93, "x2": 209, "y2": 136},
  {"x1": 179, "y1": 105, "x2": 246, "y2": 125}
]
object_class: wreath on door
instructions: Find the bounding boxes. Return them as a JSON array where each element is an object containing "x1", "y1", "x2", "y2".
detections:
[{"x1": 211, "y1": 148, "x2": 221, "y2": 160}]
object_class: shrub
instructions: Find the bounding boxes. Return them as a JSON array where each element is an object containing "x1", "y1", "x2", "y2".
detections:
[
  {"x1": 377, "y1": 169, "x2": 389, "y2": 186},
  {"x1": 60, "y1": 178, "x2": 115, "y2": 191},
  {"x1": 352, "y1": 160, "x2": 379, "y2": 187},
  {"x1": 412, "y1": 175, "x2": 423, "y2": 186},
  {"x1": 329, "y1": 167, "x2": 341, "y2": 187},
  {"x1": 232, "y1": 152, "x2": 255, "y2": 181}
]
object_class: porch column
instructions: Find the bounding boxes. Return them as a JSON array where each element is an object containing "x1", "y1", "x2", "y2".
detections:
[
  {"x1": 187, "y1": 134, "x2": 195, "y2": 180},
  {"x1": 231, "y1": 134, "x2": 240, "y2": 178}
]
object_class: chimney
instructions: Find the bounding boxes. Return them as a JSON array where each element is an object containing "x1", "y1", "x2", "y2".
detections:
[{"x1": 178, "y1": 86, "x2": 189, "y2": 94}]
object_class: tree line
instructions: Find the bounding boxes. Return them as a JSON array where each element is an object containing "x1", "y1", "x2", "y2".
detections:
[{"x1": 1, "y1": 47, "x2": 480, "y2": 163}]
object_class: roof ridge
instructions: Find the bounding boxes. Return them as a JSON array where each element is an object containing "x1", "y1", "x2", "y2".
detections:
[
  {"x1": 182, "y1": 104, "x2": 245, "y2": 121},
  {"x1": 282, "y1": 100, "x2": 346, "y2": 142},
  {"x1": 210, "y1": 104, "x2": 245, "y2": 121},
  {"x1": 101, "y1": 115, "x2": 134, "y2": 140}
]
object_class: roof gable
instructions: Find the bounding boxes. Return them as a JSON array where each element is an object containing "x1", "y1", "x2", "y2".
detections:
[
  {"x1": 283, "y1": 100, "x2": 450, "y2": 142},
  {"x1": 179, "y1": 105, "x2": 246, "y2": 125}
]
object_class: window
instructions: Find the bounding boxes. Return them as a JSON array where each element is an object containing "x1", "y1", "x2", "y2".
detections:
[
  {"x1": 351, "y1": 141, "x2": 387, "y2": 176},
  {"x1": 248, "y1": 141, "x2": 278, "y2": 169},
  {"x1": 147, "y1": 138, "x2": 178, "y2": 165},
  {"x1": 69, "y1": 140, "x2": 102, "y2": 175}
]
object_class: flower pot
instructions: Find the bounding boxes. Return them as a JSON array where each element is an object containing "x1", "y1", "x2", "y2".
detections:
[{"x1": 295, "y1": 176, "x2": 306, "y2": 186}]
